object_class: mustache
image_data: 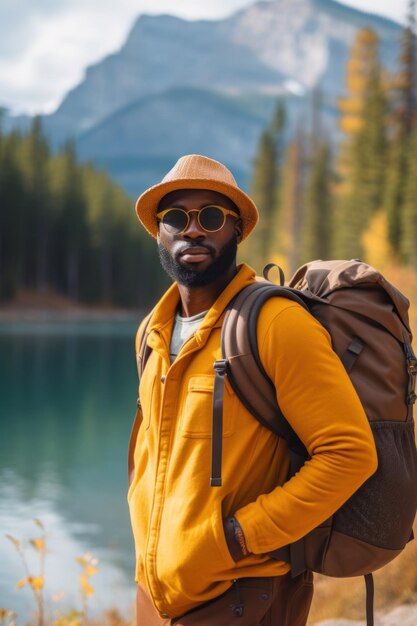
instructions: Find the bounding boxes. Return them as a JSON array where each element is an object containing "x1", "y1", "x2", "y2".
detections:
[{"x1": 175, "y1": 244, "x2": 214, "y2": 259}]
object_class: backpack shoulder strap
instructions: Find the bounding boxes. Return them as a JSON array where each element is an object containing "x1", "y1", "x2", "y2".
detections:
[
  {"x1": 213, "y1": 280, "x2": 312, "y2": 574},
  {"x1": 135, "y1": 311, "x2": 154, "y2": 381},
  {"x1": 211, "y1": 282, "x2": 310, "y2": 483},
  {"x1": 128, "y1": 311, "x2": 154, "y2": 487},
  {"x1": 221, "y1": 280, "x2": 309, "y2": 455}
]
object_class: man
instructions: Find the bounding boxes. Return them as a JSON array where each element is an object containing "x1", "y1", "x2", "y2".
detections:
[{"x1": 128, "y1": 154, "x2": 377, "y2": 626}]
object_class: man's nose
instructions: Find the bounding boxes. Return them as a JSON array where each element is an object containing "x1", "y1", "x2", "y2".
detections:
[{"x1": 182, "y1": 211, "x2": 205, "y2": 237}]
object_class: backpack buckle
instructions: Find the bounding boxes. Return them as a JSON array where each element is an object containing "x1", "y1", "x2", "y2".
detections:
[
  {"x1": 407, "y1": 357, "x2": 417, "y2": 373},
  {"x1": 214, "y1": 359, "x2": 229, "y2": 375},
  {"x1": 407, "y1": 392, "x2": 417, "y2": 405}
]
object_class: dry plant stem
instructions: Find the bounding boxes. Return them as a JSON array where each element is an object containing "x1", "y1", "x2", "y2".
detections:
[
  {"x1": 37, "y1": 583, "x2": 45, "y2": 626},
  {"x1": 14, "y1": 544, "x2": 43, "y2": 625},
  {"x1": 83, "y1": 595, "x2": 88, "y2": 626},
  {"x1": 38, "y1": 527, "x2": 46, "y2": 626},
  {"x1": 7, "y1": 522, "x2": 46, "y2": 626}
]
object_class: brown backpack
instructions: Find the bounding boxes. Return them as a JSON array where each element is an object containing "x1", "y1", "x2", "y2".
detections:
[{"x1": 210, "y1": 259, "x2": 417, "y2": 626}]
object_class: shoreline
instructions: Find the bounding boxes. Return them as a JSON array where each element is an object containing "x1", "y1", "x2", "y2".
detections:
[
  {"x1": 0, "y1": 289, "x2": 144, "y2": 323},
  {"x1": 0, "y1": 306, "x2": 142, "y2": 323}
]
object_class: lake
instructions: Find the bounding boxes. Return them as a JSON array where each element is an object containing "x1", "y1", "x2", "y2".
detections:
[{"x1": 0, "y1": 319, "x2": 142, "y2": 623}]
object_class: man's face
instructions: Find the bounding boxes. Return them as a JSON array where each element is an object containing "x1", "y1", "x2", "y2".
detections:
[{"x1": 156, "y1": 189, "x2": 243, "y2": 287}]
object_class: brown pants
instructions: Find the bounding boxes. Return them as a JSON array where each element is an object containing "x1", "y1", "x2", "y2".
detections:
[{"x1": 136, "y1": 571, "x2": 313, "y2": 626}]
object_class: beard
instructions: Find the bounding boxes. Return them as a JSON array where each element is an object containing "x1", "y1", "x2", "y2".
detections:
[{"x1": 157, "y1": 233, "x2": 238, "y2": 287}]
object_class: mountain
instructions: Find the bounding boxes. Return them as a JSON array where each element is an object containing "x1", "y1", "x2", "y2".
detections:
[
  {"x1": 25, "y1": 0, "x2": 402, "y2": 197},
  {"x1": 75, "y1": 87, "x2": 311, "y2": 195}
]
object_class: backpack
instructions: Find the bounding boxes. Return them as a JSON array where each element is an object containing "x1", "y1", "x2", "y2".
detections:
[
  {"x1": 132, "y1": 258, "x2": 417, "y2": 626},
  {"x1": 212, "y1": 259, "x2": 417, "y2": 626}
]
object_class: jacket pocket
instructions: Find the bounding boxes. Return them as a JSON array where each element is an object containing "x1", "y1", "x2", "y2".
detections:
[{"x1": 180, "y1": 375, "x2": 235, "y2": 438}]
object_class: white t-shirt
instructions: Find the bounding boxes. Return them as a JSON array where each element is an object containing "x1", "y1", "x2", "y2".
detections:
[{"x1": 169, "y1": 308, "x2": 209, "y2": 363}]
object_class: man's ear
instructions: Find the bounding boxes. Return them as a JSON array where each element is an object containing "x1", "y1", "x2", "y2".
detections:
[{"x1": 235, "y1": 218, "x2": 243, "y2": 244}]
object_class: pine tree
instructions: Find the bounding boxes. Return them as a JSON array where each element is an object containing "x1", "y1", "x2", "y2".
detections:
[
  {"x1": 335, "y1": 28, "x2": 387, "y2": 259},
  {"x1": 0, "y1": 124, "x2": 26, "y2": 298},
  {"x1": 386, "y1": 0, "x2": 417, "y2": 255},
  {"x1": 384, "y1": 140, "x2": 405, "y2": 254},
  {"x1": 275, "y1": 129, "x2": 306, "y2": 276},
  {"x1": 299, "y1": 88, "x2": 334, "y2": 264},
  {"x1": 240, "y1": 101, "x2": 286, "y2": 271},
  {"x1": 338, "y1": 29, "x2": 380, "y2": 138},
  {"x1": 400, "y1": 123, "x2": 417, "y2": 266},
  {"x1": 392, "y1": 0, "x2": 417, "y2": 137},
  {"x1": 301, "y1": 141, "x2": 332, "y2": 263},
  {"x1": 53, "y1": 141, "x2": 90, "y2": 300},
  {"x1": 18, "y1": 117, "x2": 51, "y2": 290},
  {"x1": 250, "y1": 130, "x2": 277, "y2": 224}
]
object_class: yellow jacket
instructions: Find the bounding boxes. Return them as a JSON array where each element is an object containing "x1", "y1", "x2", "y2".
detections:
[{"x1": 127, "y1": 263, "x2": 377, "y2": 619}]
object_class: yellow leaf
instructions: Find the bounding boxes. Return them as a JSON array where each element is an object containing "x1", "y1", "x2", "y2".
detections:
[
  {"x1": 16, "y1": 578, "x2": 28, "y2": 588},
  {"x1": 80, "y1": 577, "x2": 94, "y2": 597},
  {"x1": 30, "y1": 577, "x2": 44, "y2": 590},
  {"x1": 30, "y1": 538, "x2": 45, "y2": 552},
  {"x1": 84, "y1": 565, "x2": 97, "y2": 577}
]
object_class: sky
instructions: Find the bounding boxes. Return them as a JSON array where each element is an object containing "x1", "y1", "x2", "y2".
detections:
[{"x1": 0, "y1": 0, "x2": 410, "y2": 116}]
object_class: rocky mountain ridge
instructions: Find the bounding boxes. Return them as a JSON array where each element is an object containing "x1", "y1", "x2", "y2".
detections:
[
  {"x1": 5, "y1": 0, "x2": 403, "y2": 197},
  {"x1": 46, "y1": 0, "x2": 400, "y2": 141}
]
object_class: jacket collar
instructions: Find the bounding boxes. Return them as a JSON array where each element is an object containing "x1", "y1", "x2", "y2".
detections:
[{"x1": 146, "y1": 262, "x2": 257, "y2": 342}]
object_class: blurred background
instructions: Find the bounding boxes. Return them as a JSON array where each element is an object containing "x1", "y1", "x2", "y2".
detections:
[{"x1": 0, "y1": 0, "x2": 416, "y2": 624}]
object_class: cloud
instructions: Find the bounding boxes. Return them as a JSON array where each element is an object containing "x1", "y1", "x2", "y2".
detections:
[
  {"x1": 0, "y1": 0, "x2": 408, "y2": 115},
  {"x1": 0, "y1": 0, "x2": 256, "y2": 115},
  {"x1": 0, "y1": 1, "x2": 71, "y2": 59}
]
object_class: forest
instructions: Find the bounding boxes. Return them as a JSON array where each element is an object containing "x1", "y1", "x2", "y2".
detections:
[
  {"x1": 240, "y1": 1, "x2": 417, "y2": 282},
  {"x1": 0, "y1": 118, "x2": 162, "y2": 308}
]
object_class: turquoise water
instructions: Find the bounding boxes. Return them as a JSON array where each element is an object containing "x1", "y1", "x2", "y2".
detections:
[{"x1": 0, "y1": 320, "x2": 141, "y2": 622}]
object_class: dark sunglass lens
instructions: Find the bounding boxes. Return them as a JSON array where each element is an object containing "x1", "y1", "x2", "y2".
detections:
[
  {"x1": 162, "y1": 209, "x2": 188, "y2": 232},
  {"x1": 199, "y1": 206, "x2": 224, "y2": 231}
]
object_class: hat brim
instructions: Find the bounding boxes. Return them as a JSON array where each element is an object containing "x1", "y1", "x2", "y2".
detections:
[{"x1": 135, "y1": 178, "x2": 258, "y2": 241}]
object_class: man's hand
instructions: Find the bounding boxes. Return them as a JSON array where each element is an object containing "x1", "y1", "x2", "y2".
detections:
[{"x1": 223, "y1": 516, "x2": 250, "y2": 562}]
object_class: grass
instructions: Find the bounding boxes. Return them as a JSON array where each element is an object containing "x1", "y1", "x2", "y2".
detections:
[
  {"x1": 2, "y1": 520, "x2": 134, "y2": 626},
  {"x1": 4, "y1": 520, "x2": 417, "y2": 625}
]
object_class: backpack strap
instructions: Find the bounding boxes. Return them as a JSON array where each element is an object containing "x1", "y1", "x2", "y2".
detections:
[
  {"x1": 211, "y1": 359, "x2": 228, "y2": 487},
  {"x1": 403, "y1": 330, "x2": 417, "y2": 421},
  {"x1": 136, "y1": 312, "x2": 154, "y2": 379},
  {"x1": 213, "y1": 281, "x2": 313, "y2": 576},
  {"x1": 220, "y1": 281, "x2": 310, "y2": 447},
  {"x1": 365, "y1": 573, "x2": 375, "y2": 626},
  {"x1": 128, "y1": 312, "x2": 153, "y2": 486}
]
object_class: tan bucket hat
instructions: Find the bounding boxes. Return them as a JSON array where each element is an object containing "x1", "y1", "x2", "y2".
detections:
[{"x1": 135, "y1": 154, "x2": 259, "y2": 241}]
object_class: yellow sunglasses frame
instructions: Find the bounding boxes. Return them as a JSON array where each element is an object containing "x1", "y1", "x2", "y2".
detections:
[{"x1": 156, "y1": 205, "x2": 240, "y2": 233}]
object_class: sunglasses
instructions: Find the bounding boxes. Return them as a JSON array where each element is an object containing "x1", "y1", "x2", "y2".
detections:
[{"x1": 156, "y1": 205, "x2": 239, "y2": 234}]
